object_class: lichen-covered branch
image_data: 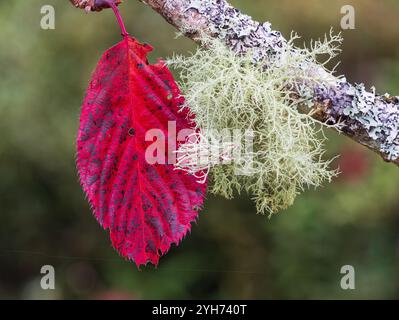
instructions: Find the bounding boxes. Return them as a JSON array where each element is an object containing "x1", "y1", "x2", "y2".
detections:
[{"x1": 71, "y1": 0, "x2": 399, "y2": 166}]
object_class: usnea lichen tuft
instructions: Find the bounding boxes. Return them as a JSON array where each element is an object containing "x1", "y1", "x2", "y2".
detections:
[{"x1": 167, "y1": 34, "x2": 342, "y2": 215}]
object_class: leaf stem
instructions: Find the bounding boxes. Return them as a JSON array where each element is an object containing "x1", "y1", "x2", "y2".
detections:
[{"x1": 105, "y1": 0, "x2": 129, "y2": 37}]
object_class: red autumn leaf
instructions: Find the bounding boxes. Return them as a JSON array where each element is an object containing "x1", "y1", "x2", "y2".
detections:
[{"x1": 76, "y1": 36, "x2": 207, "y2": 267}]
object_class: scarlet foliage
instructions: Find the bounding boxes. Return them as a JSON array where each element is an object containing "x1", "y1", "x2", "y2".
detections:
[{"x1": 76, "y1": 36, "x2": 207, "y2": 267}]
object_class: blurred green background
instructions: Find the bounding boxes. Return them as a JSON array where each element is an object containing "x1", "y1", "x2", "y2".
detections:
[{"x1": 0, "y1": 0, "x2": 399, "y2": 299}]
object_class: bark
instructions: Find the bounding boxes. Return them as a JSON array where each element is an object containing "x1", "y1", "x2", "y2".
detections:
[{"x1": 71, "y1": 0, "x2": 399, "y2": 166}]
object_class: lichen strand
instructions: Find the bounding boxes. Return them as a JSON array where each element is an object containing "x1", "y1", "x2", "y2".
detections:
[
  {"x1": 168, "y1": 36, "x2": 340, "y2": 215},
  {"x1": 314, "y1": 81, "x2": 399, "y2": 162},
  {"x1": 155, "y1": 0, "x2": 399, "y2": 165}
]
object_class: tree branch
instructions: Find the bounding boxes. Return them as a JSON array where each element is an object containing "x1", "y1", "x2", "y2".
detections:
[
  {"x1": 71, "y1": 0, "x2": 399, "y2": 166},
  {"x1": 70, "y1": 0, "x2": 121, "y2": 12}
]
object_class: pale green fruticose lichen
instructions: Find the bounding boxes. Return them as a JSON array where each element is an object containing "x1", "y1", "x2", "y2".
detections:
[{"x1": 167, "y1": 34, "x2": 341, "y2": 216}]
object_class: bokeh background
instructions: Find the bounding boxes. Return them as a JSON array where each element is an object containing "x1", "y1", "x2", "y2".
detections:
[{"x1": 1, "y1": 0, "x2": 399, "y2": 299}]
